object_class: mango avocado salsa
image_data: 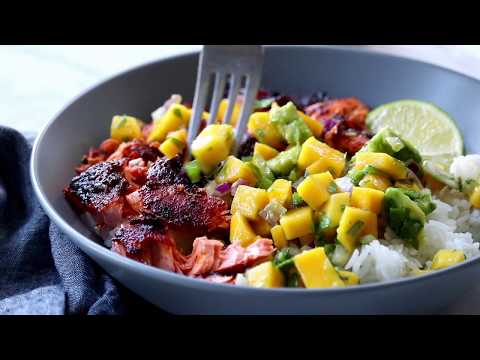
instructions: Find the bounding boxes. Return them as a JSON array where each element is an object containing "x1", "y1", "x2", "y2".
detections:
[{"x1": 66, "y1": 92, "x2": 478, "y2": 290}]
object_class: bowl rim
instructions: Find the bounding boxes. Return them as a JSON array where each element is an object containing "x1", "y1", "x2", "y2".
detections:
[{"x1": 30, "y1": 45, "x2": 480, "y2": 296}]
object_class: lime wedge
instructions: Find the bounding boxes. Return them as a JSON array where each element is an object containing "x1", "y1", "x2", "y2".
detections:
[
  {"x1": 366, "y1": 100, "x2": 464, "y2": 162},
  {"x1": 367, "y1": 100, "x2": 463, "y2": 182},
  {"x1": 366, "y1": 100, "x2": 464, "y2": 187}
]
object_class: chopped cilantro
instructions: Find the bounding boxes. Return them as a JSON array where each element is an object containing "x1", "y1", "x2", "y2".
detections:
[
  {"x1": 327, "y1": 181, "x2": 338, "y2": 194},
  {"x1": 347, "y1": 220, "x2": 364, "y2": 237}
]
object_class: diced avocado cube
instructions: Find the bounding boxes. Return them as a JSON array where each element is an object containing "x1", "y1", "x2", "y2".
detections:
[
  {"x1": 364, "y1": 127, "x2": 422, "y2": 164},
  {"x1": 184, "y1": 160, "x2": 202, "y2": 183},
  {"x1": 384, "y1": 187, "x2": 426, "y2": 248},
  {"x1": 270, "y1": 102, "x2": 313, "y2": 145},
  {"x1": 398, "y1": 188, "x2": 436, "y2": 216},
  {"x1": 267, "y1": 145, "x2": 301, "y2": 176}
]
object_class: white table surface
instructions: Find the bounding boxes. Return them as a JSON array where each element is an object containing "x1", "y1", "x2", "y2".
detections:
[{"x1": 3, "y1": 45, "x2": 480, "y2": 314}]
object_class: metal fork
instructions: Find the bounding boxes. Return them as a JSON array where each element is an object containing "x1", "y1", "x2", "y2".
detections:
[{"x1": 186, "y1": 45, "x2": 264, "y2": 156}]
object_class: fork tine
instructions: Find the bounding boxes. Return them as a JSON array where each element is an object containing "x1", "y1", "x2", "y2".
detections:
[
  {"x1": 233, "y1": 74, "x2": 261, "y2": 153},
  {"x1": 186, "y1": 68, "x2": 211, "y2": 148},
  {"x1": 223, "y1": 73, "x2": 241, "y2": 125},
  {"x1": 207, "y1": 72, "x2": 227, "y2": 125},
  {"x1": 187, "y1": 45, "x2": 264, "y2": 159}
]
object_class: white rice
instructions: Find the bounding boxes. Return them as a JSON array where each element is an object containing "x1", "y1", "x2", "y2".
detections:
[
  {"x1": 450, "y1": 154, "x2": 480, "y2": 181},
  {"x1": 344, "y1": 188, "x2": 480, "y2": 283},
  {"x1": 345, "y1": 240, "x2": 410, "y2": 283},
  {"x1": 419, "y1": 220, "x2": 479, "y2": 260}
]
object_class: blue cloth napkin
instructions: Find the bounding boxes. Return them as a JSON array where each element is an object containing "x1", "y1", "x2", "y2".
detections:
[{"x1": 0, "y1": 126, "x2": 162, "y2": 315}]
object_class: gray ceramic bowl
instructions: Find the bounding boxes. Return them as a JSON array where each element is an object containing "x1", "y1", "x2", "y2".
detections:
[{"x1": 31, "y1": 46, "x2": 480, "y2": 314}]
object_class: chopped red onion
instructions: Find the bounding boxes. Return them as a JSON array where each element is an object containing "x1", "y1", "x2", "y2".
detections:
[
  {"x1": 335, "y1": 176, "x2": 354, "y2": 193},
  {"x1": 231, "y1": 179, "x2": 249, "y2": 196},
  {"x1": 216, "y1": 182, "x2": 232, "y2": 193},
  {"x1": 259, "y1": 200, "x2": 287, "y2": 226},
  {"x1": 151, "y1": 94, "x2": 182, "y2": 121},
  {"x1": 323, "y1": 118, "x2": 340, "y2": 133}
]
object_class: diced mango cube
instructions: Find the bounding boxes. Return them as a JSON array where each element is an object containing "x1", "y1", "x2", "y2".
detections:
[
  {"x1": 148, "y1": 104, "x2": 190, "y2": 142},
  {"x1": 215, "y1": 155, "x2": 257, "y2": 186},
  {"x1": 254, "y1": 142, "x2": 279, "y2": 160},
  {"x1": 337, "y1": 206, "x2": 378, "y2": 253},
  {"x1": 246, "y1": 261, "x2": 285, "y2": 288},
  {"x1": 306, "y1": 160, "x2": 338, "y2": 178},
  {"x1": 354, "y1": 152, "x2": 407, "y2": 180},
  {"x1": 337, "y1": 270, "x2": 360, "y2": 285},
  {"x1": 280, "y1": 206, "x2": 314, "y2": 240},
  {"x1": 293, "y1": 247, "x2": 345, "y2": 288},
  {"x1": 217, "y1": 98, "x2": 242, "y2": 126},
  {"x1": 247, "y1": 112, "x2": 284, "y2": 149},
  {"x1": 431, "y1": 249, "x2": 465, "y2": 270},
  {"x1": 359, "y1": 174, "x2": 391, "y2": 192},
  {"x1": 470, "y1": 186, "x2": 480, "y2": 208},
  {"x1": 159, "y1": 138, "x2": 183, "y2": 159},
  {"x1": 297, "y1": 172, "x2": 335, "y2": 210},
  {"x1": 271, "y1": 225, "x2": 287, "y2": 249},
  {"x1": 230, "y1": 212, "x2": 257, "y2": 247},
  {"x1": 159, "y1": 128, "x2": 187, "y2": 159},
  {"x1": 231, "y1": 185, "x2": 269, "y2": 220},
  {"x1": 350, "y1": 186, "x2": 385, "y2": 214},
  {"x1": 168, "y1": 128, "x2": 187, "y2": 142},
  {"x1": 191, "y1": 124, "x2": 234, "y2": 173},
  {"x1": 298, "y1": 137, "x2": 346, "y2": 177},
  {"x1": 111, "y1": 115, "x2": 143, "y2": 142},
  {"x1": 298, "y1": 111, "x2": 324, "y2": 138},
  {"x1": 251, "y1": 217, "x2": 272, "y2": 237},
  {"x1": 322, "y1": 192, "x2": 350, "y2": 228},
  {"x1": 267, "y1": 179, "x2": 292, "y2": 208}
]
